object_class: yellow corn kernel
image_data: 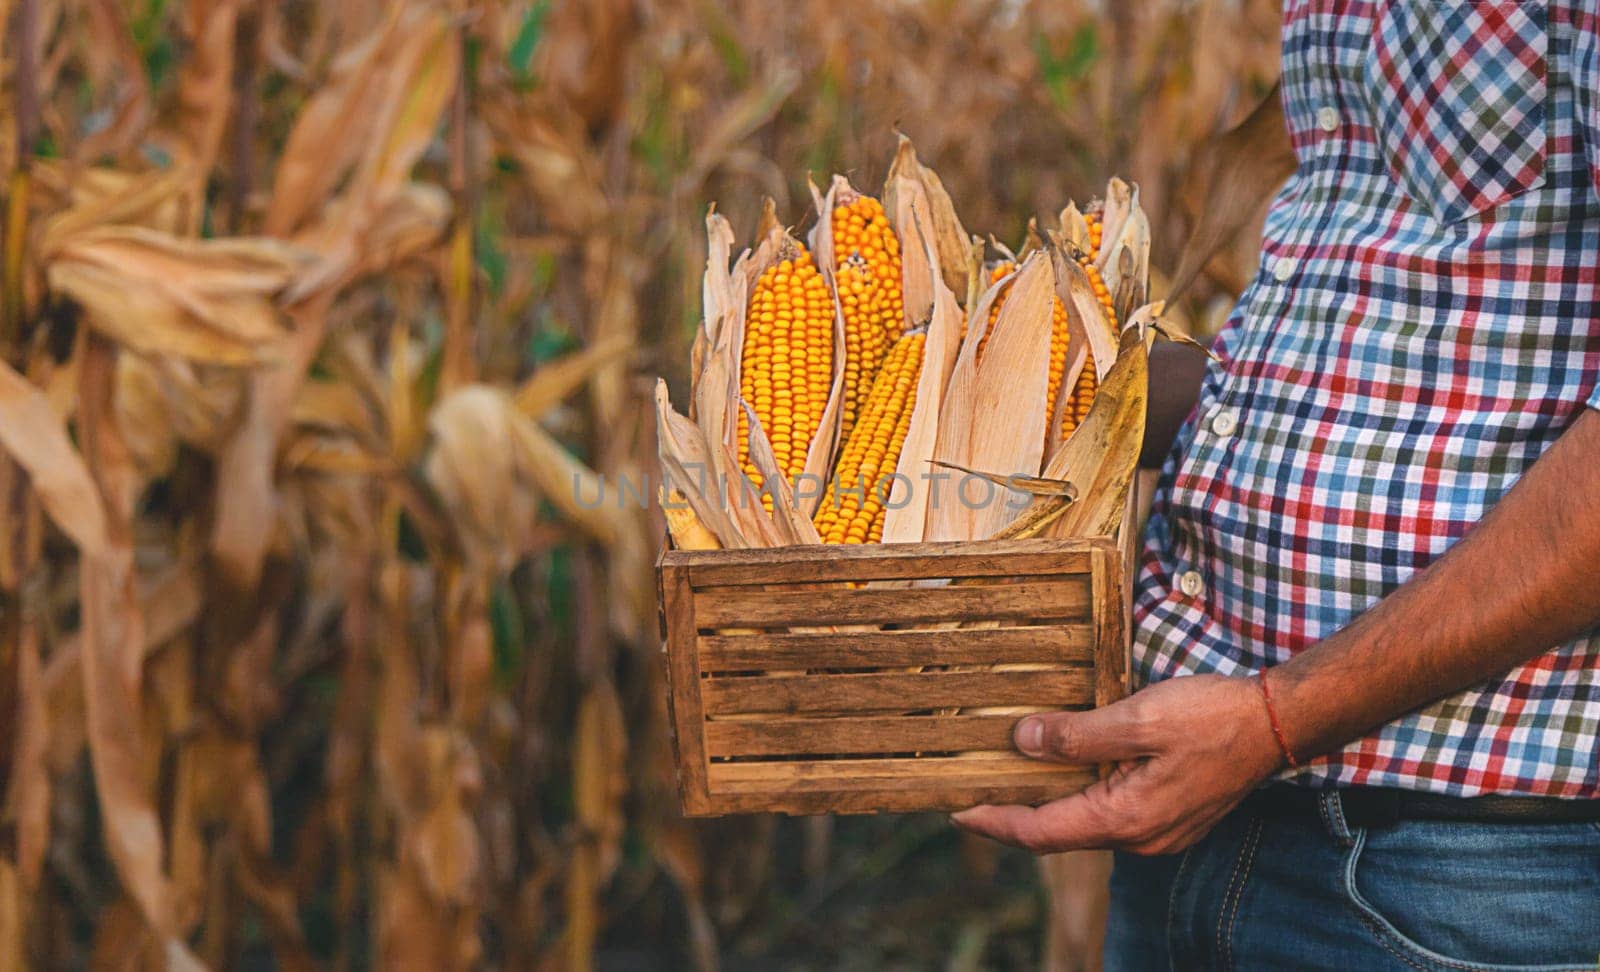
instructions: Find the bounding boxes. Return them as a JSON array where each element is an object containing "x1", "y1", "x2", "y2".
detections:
[
  {"x1": 1080, "y1": 212, "x2": 1118, "y2": 331},
  {"x1": 737, "y1": 246, "x2": 834, "y2": 507},
  {"x1": 1043, "y1": 284, "x2": 1071, "y2": 450},
  {"x1": 1059, "y1": 350, "x2": 1097, "y2": 440},
  {"x1": 832, "y1": 194, "x2": 905, "y2": 441},
  {"x1": 971, "y1": 262, "x2": 1012, "y2": 365},
  {"x1": 1058, "y1": 212, "x2": 1115, "y2": 440},
  {"x1": 814, "y1": 330, "x2": 925, "y2": 544}
]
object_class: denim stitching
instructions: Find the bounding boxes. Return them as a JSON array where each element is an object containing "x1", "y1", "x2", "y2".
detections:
[
  {"x1": 1166, "y1": 846, "x2": 1198, "y2": 972},
  {"x1": 1213, "y1": 817, "x2": 1261, "y2": 971},
  {"x1": 1341, "y1": 827, "x2": 1593, "y2": 972},
  {"x1": 1221, "y1": 818, "x2": 1264, "y2": 972},
  {"x1": 1342, "y1": 830, "x2": 1437, "y2": 972}
]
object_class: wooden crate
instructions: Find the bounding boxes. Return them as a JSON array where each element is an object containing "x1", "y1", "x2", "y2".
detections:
[{"x1": 656, "y1": 537, "x2": 1129, "y2": 816}]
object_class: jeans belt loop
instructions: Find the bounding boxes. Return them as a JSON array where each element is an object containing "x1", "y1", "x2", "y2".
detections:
[{"x1": 1319, "y1": 790, "x2": 1357, "y2": 846}]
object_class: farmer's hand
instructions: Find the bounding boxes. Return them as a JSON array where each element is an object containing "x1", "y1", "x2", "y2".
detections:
[{"x1": 950, "y1": 675, "x2": 1283, "y2": 856}]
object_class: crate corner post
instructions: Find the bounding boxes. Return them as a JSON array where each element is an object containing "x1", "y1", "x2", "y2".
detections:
[{"x1": 659, "y1": 556, "x2": 715, "y2": 816}]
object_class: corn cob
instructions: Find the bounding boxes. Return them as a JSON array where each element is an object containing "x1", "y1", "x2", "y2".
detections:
[
  {"x1": 1080, "y1": 212, "x2": 1118, "y2": 329},
  {"x1": 832, "y1": 194, "x2": 905, "y2": 442},
  {"x1": 1059, "y1": 352, "x2": 1097, "y2": 439},
  {"x1": 814, "y1": 329, "x2": 926, "y2": 544},
  {"x1": 737, "y1": 246, "x2": 834, "y2": 502},
  {"x1": 1059, "y1": 213, "x2": 1119, "y2": 440},
  {"x1": 971, "y1": 263, "x2": 1010, "y2": 364}
]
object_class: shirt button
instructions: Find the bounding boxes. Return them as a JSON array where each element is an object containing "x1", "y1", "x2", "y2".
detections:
[
  {"x1": 1317, "y1": 105, "x2": 1340, "y2": 133},
  {"x1": 1178, "y1": 570, "x2": 1206, "y2": 598},
  {"x1": 1210, "y1": 408, "x2": 1239, "y2": 438},
  {"x1": 1271, "y1": 255, "x2": 1295, "y2": 283}
]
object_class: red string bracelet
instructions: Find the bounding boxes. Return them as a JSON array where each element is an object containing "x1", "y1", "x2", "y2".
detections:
[{"x1": 1256, "y1": 671, "x2": 1301, "y2": 769}]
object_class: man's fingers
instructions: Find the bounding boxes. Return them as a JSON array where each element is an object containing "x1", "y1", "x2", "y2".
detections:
[
  {"x1": 1013, "y1": 695, "x2": 1158, "y2": 764},
  {"x1": 950, "y1": 782, "x2": 1125, "y2": 853}
]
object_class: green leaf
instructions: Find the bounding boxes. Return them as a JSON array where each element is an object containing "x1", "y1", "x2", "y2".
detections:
[
  {"x1": 475, "y1": 201, "x2": 507, "y2": 296},
  {"x1": 508, "y1": 1, "x2": 552, "y2": 87},
  {"x1": 489, "y1": 580, "x2": 525, "y2": 685},
  {"x1": 1034, "y1": 24, "x2": 1100, "y2": 110}
]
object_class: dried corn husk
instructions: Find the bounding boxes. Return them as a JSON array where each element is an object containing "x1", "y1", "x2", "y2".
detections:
[
  {"x1": 882, "y1": 134, "x2": 974, "y2": 306},
  {"x1": 1004, "y1": 305, "x2": 1159, "y2": 542},
  {"x1": 926, "y1": 252, "x2": 1056, "y2": 541},
  {"x1": 880, "y1": 168, "x2": 965, "y2": 544}
]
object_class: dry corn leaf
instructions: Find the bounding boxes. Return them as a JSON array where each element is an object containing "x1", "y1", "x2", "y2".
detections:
[
  {"x1": 565, "y1": 679, "x2": 627, "y2": 971},
  {"x1": 422, "y1": 386, "x2": 542, "y2": 572},
  {"x1": 34, "y1": 165, "x2": 189, "y2": 243},
  {"x1": 47, "y1": 226, "x2": 307, "y2": 365},
  {"x1": 214, "y1": 5, "x2": 455, "y2": 588},
  {"x1": 571, "y1": 678, "x2": 627, "y2": 889},
  {"x1": 265, "y1": 3, "x2": 426, "y2": 236},
  {"x1": 173, "y1": 0, "x2": 239, "y2": 188},
  {"x1": 408, "y1": 729, "x2": 482, "y2": 906},
  {"x1": 78, "y1": 339, "x2": 200, "y2": 965},
  {"x1": 210, "y1": 295, "x2": 334, "y2": 592},
  {"x1": 0, "y1": 861, "x2": 20, "y2": 972},
  {"x1": 76, "y1": 0, "x2": 153, "y2": 163},
  {"x1": 10, "y1": 614, "x2": 48, "y2": 892},
  {"x1": 505, "y1": 395, "x2": 624, "y2": 552},
  {"x1": 477, "y1": 93, "x2": 607, "y2": 237},
  {"x1": 291, "y1": 378, "x2": 382, "y2": 443},
  {"x1": 115, "y1": 356, "x2": 243, "y2": 477},
  {"x1": 0, "y1": 359, "x2": 108, "y2": 555},
  {"x1": 679, "y1": 68, "x2": 798, "y2": 197},
  {"x1": 515, "y1": 337, "x2": 632, "y2": 420},
  {"x1": 1169, "y1": 81, "x2": 1296, "y2": 301}
]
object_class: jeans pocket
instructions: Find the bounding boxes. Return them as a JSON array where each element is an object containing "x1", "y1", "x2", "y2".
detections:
[
  {"x1": 1363, "y1": 0, "x2": 1549, "y2": 224},
  {"x1": 1341, "y1": 822, "x2": 1600, "y2": 972}
]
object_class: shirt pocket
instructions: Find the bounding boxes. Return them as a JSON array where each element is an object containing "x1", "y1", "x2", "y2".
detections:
[{"x1": 1362, "y1": 0, "x2": 1550, "y2": 224}]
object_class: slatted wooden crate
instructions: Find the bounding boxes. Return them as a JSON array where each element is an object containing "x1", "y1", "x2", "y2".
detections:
[{"x1": 657, "y1": 537, "x2": 1129, "y2": 816}]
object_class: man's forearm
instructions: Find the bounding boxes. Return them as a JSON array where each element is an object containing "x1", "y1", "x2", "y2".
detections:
[{"x1": 1272, "y1": 407, "x2": 1600, "y2": 763}]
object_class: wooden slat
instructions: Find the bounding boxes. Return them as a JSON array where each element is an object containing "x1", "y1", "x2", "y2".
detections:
[
  {"x1": 669, "y1": 539, "x2": 1095, "y2": 587},
  {"x1": 689, "y1": 773, "x2": 1099, "y2": 816},
  {"x1": 702, "y1": 669, "x2": 1094, "y2": 715},
  {"x1": 660, "y1": 562, "x2": 712, "y2": 815},
  {"x1": 708, "y1": 755, "x2": 1084, "y2": 788},
  {"x1": 703, "y1": 714, "x2": 1051, "y2": 757},
  {"x1": 694, "y1": 580, "x2": 1090, "y2": 629},
  {"x1": 697, "y1": 625, "x2": 1094, "y2": 670},
  {"x1": 1092, "y1": 540, "x2": 1129, "y2": 711}
]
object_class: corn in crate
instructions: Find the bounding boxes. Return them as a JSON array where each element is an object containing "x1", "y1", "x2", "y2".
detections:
[{"x1": 655, "y1": 137, "x2": 1164, "y2": 815}]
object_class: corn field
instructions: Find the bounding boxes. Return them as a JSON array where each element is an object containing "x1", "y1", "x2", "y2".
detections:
[{"x1": 0, "y1": 0, "x2": 1277, "y2": 967}]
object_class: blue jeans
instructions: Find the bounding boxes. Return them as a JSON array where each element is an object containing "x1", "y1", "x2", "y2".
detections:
[{"x1": 1105, "y1": 790, "x2": 1600, "y2": 971}]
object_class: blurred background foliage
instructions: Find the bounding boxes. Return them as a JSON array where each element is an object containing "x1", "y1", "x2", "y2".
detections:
[{"x1": 0, "y1": 0, "x2": 1278, "y2": 967}]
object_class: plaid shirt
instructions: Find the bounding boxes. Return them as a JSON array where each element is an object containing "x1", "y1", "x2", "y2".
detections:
[{"x1": 1135, "y1": 0, "x2": 1600, "y2": 797}]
